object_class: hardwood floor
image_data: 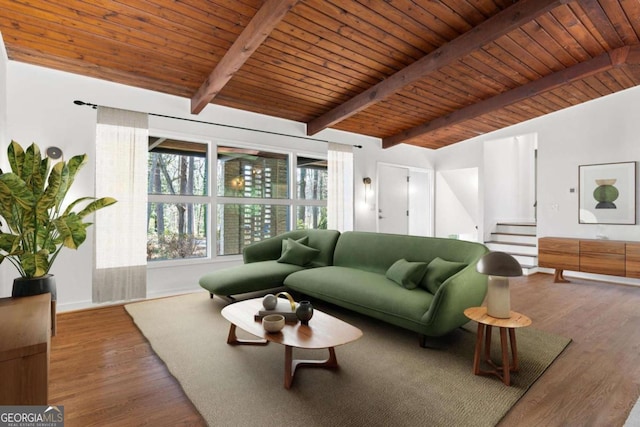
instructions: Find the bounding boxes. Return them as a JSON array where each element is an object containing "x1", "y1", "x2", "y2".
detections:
[
  {"x1": 49, "y1": 273, "x2": 640, "y2": 426},
  {"x1": 49, "y1": 304, "x2": 205, "y2": 426}
]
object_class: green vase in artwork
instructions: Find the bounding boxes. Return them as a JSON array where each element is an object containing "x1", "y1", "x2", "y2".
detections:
[{"x1": 593, "y1": 179, "x2": 618, "y2": 209}]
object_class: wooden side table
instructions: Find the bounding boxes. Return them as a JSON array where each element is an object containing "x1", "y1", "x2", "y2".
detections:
[{"x1": 464, "y1": 306, "x2": 531, "y2": 386}]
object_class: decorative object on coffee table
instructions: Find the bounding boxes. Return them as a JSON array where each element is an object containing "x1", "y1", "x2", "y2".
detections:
[
  {"x1": 295, "y1": 301, "x2": 314, "y2": 325},
  {"x1": 262, "y1": 314, "x2": 285, "y2": 333},
  {"x1": 476, "y1": 251, "x2": 522, "y2": 318},
  {"x1": 464, "y1": 306, "x2": 531, "y2": 386},
  {"x1": 256, "y1": 291, "x2": 299, "y2": 322}
]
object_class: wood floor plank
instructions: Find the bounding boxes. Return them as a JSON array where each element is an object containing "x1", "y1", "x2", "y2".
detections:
[{"x1": 48, "y1": 273, "x2": 640, "y2": 426}]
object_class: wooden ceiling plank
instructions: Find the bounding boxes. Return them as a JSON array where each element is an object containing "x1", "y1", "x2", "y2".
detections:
[
  {"x1": 619, "y1": 0, "x2": 640, "y2": 42},
  {"x1": 550, "y1": 4, "x2": 610, "y2": 57},
  {"x1": 8, "y1": 45, "x2": 194, "y2": 98},
  {"x1": 573, "y1": 0, "x2": 625, "y2": 49},
  {"x1": 598, "y1": 0, "x2": 640, "y2": 45},
  {"x1": 4, "y1": 0, "x2": 229, "y2": 65},
  {"x1": 438, "y1": 0, "x2": 493, "y2": 24},
  {"x1": 493, "y1": 34, "x2": 554, "y2": 77},
  {"x1": 535, "y1": 13, "x2": 591, "y2": 63},
  {"x1": 0, "y1": 16, "x2": 208, "y2": 87},
  {"x1": 307, "y1": 0, "x2": 569, "y2": 136},
  {"x1": 283, "y1": 6, "x2": 420, "y2": 73},
  {"x1": 304, "y1": 0, "x2": 435, "y2": 60},
  {"x1": 264, "y1": 33, "x2": 387, "y2": 84},
  {"x1": 467, "y1": 49, "x2": 530, "y2": 87},
  {"x1": 506, "y1": 28, "x2": 566, "y2": 72},
  {"x1": 245, "y1": 50, "x2": 371, "y2": 101},
  {"x1": 519, "y1": 20, "x2": 582, "y2": 67},
  {"x1": 382, "y1": 0, "x2": 459, "y2": 45},
  {"x1": 570, "y1": 79, "x2": 607, "y2": 99},
  {"x1": 482, "y1": 41, "x2": 542, "y2": 83},
  {"x1": 460, "y1": 53, "x2": 523, "y2": 88},
  {"x1": 190, "y1": 0, "x2": 300, "y2": 114},
  {"x1": 382, "y1": 46, "x2": 628, "y2": 148}
]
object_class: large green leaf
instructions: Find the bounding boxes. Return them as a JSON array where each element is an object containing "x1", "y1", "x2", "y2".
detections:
[
  {"x1": 77, "y1": 197, "x2": 118, "y2": 218},
  {"x1": 0, "y1": 233, "x2": 20, "y2": 253},
  {"x1": 39, "y1": 162, "x2": 67, "y2": 212},
  {"x1": 20, "y1": 250, "x2": 49, "y2": 278},
  {"x1": 0, "y1": 173, "x2": 35, "y2": 214},
  {"x1": 7, "y1": 141, "x2": 25, "y2": 177},
  {"x1": 53, "y1": 214, "x2": 87, "y2": 249},
  {"x1": 22, "y1": 144, "x2": 46, "y2": 196},
  {"x1": 66, "y1": 154, "x2": 87, "y2": 191}
]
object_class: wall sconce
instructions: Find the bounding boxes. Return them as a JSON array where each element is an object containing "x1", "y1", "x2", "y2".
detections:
[{"x1": 363, "y1": 177, "x2": 372, "y2": 203}]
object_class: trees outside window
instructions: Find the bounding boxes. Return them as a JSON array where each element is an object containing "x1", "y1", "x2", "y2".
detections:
[{"x1": 147, "y1": 139, "x2": 208, "y2": 261}]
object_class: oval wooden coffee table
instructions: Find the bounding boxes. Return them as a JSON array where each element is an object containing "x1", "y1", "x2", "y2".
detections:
[{"x1": 221, "y1": 298, "x2": 363, "y2": 389}]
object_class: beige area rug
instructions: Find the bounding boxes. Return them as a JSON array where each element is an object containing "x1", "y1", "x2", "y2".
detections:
[{"x1": 125, "y1": 292, "x2": 570, "y2": 427}]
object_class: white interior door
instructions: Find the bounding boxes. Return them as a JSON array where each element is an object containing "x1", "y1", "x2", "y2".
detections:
[
  {"x1": 377, "y1": 164, "x2": 408, "y2": 234},
  {"x1": 408, "y1": 169, "x2": 433, "y2": 236}
]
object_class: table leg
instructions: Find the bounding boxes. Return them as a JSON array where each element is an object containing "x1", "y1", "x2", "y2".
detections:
[
  {"x1": 484, "y1": 325, "x2": 493, "y2": 362},
  {"x1": 499, "y1": 327, "x2": 510, "y2": 386},
  {"x1": 473, "y1": 323, "x2": 484, "y2": 375},
  {"x1": 226, "y1": 323, "x2": 268, "y2": 346},
  {"x1": 284, "y1": 346, "x2": 339, "y2": 389},
  {"x1": 509, "y1": 327, "x2": 519, "y2": 371},
  {"x1": 554, "y1": 269, "x2": 570, "y2": 283}
]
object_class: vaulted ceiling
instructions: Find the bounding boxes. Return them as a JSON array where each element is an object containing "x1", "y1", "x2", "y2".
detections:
[{"x1": 2, "y1": 0, "x2": 639, "y2": 149}]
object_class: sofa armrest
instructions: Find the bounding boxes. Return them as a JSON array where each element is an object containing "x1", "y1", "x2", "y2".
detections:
[
  {"x1": 420, "y1": 265, "x2": 488, "y2": 336},
  {"x1": 243, "y1": 237, "x2": 286, "y2": 263}
]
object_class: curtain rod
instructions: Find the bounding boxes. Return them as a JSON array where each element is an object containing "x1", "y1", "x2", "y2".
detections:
[{"x1": 73, "y1": 100, "x2": 363, "y2": 149}]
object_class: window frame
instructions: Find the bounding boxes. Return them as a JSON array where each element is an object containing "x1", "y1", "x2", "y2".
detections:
[{"x1": 147, "y1": 134, "x2": 327, "y2": 266}]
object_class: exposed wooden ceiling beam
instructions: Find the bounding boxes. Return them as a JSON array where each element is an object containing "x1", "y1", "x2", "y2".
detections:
[
  {"x1": 190, "y1": 0, "x2": 300, "y2": 115},
  {"x1": 383, "y1": 45, "x2": 640, "y2": 148},
  {"x1": 305, "y1": 0, "x2": 570, "y2": 136}
]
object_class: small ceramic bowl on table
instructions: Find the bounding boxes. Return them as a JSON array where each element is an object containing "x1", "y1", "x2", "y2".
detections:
[{"x1": 262, "y1": 314, "x2": 285, "y2": 333}]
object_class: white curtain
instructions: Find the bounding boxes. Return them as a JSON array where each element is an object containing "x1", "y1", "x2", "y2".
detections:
[
  {"x1": 93, "y1": 107, "x2": 148, "y2": 303},
  {"x1": 327, "y1": 142, "x2": 354, "y2": 231}
]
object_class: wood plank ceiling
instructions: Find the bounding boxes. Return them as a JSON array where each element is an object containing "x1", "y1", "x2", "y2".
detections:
[{"x1": 2, "y1": 0, "x2": 639, "y2": 150}]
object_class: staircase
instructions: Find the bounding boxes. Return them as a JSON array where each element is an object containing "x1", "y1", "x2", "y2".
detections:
[{"x1": 484, "y1": 222, "x2": 538, "y2": 275}]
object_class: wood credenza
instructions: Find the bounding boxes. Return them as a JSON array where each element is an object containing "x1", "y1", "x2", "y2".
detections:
[
  {"x1": 0, "y1": 293, "x2": 51, "y2": 405},
  {"x1": 539, "y1": 237, "x2": 640, "y2": 283}
]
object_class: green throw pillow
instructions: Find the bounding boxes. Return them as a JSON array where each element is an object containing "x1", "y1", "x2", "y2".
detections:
[
  {"x1": 280, "y1": 236, "x2": 309, "y2": 254},
  {"x1": 423, "y1": 257, "x2": 467, "y2": 294},
  {"x1": 277, "y1": 238, "x2": 319, "y2": 266},
  {"x1": 385, "y1": 259, "x2": 429, "y2": 290}
]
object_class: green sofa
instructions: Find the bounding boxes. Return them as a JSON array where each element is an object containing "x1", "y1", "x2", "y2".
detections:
[{"x1": 199, "y1": 230, "x2": 489, "y2": 344}]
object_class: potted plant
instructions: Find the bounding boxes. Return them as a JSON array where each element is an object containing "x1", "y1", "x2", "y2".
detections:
[{"x1": 0, "y1": 141, "x2": 116, "y2": 334}]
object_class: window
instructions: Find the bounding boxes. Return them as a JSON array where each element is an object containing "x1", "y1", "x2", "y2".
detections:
[
  {"x1": 217, "y1": 146, "x2": 290, "y2": 255},
  {"x1": 147, "y1": 138, "x2": 208, "y2": 261},
  {"x1": 296, "y1": 156, "x2": 327, "y2": 230},
  {"x1": 147, "y1": 139, "x2": 327, "y2": 261}
]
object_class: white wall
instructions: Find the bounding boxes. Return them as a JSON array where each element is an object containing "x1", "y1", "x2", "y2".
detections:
[
  {"x1": 483, "y1": 134, "x2": 536, "y2": 238},
  {"x1": 435, "y1": 168, "x2": 479, "y2": 240},
  {"x1": 0, "y1": 33, "x2": 9, "y2": 297},
  {"x1": 4, "y1": 59, "x2": 435, "y2": 310}
]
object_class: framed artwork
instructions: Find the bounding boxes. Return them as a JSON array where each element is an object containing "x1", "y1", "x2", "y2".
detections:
[{"x1": 579, "y1": 161, "x2": 636, "y2": 224}]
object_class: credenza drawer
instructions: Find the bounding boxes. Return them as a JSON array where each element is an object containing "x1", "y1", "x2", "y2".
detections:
[
  {"x1": 579, "y1": 252, "x2": 625, "y2": 276},
  {"x1": 626, "y1": 243, "x2": 640, "y2": 278}
]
